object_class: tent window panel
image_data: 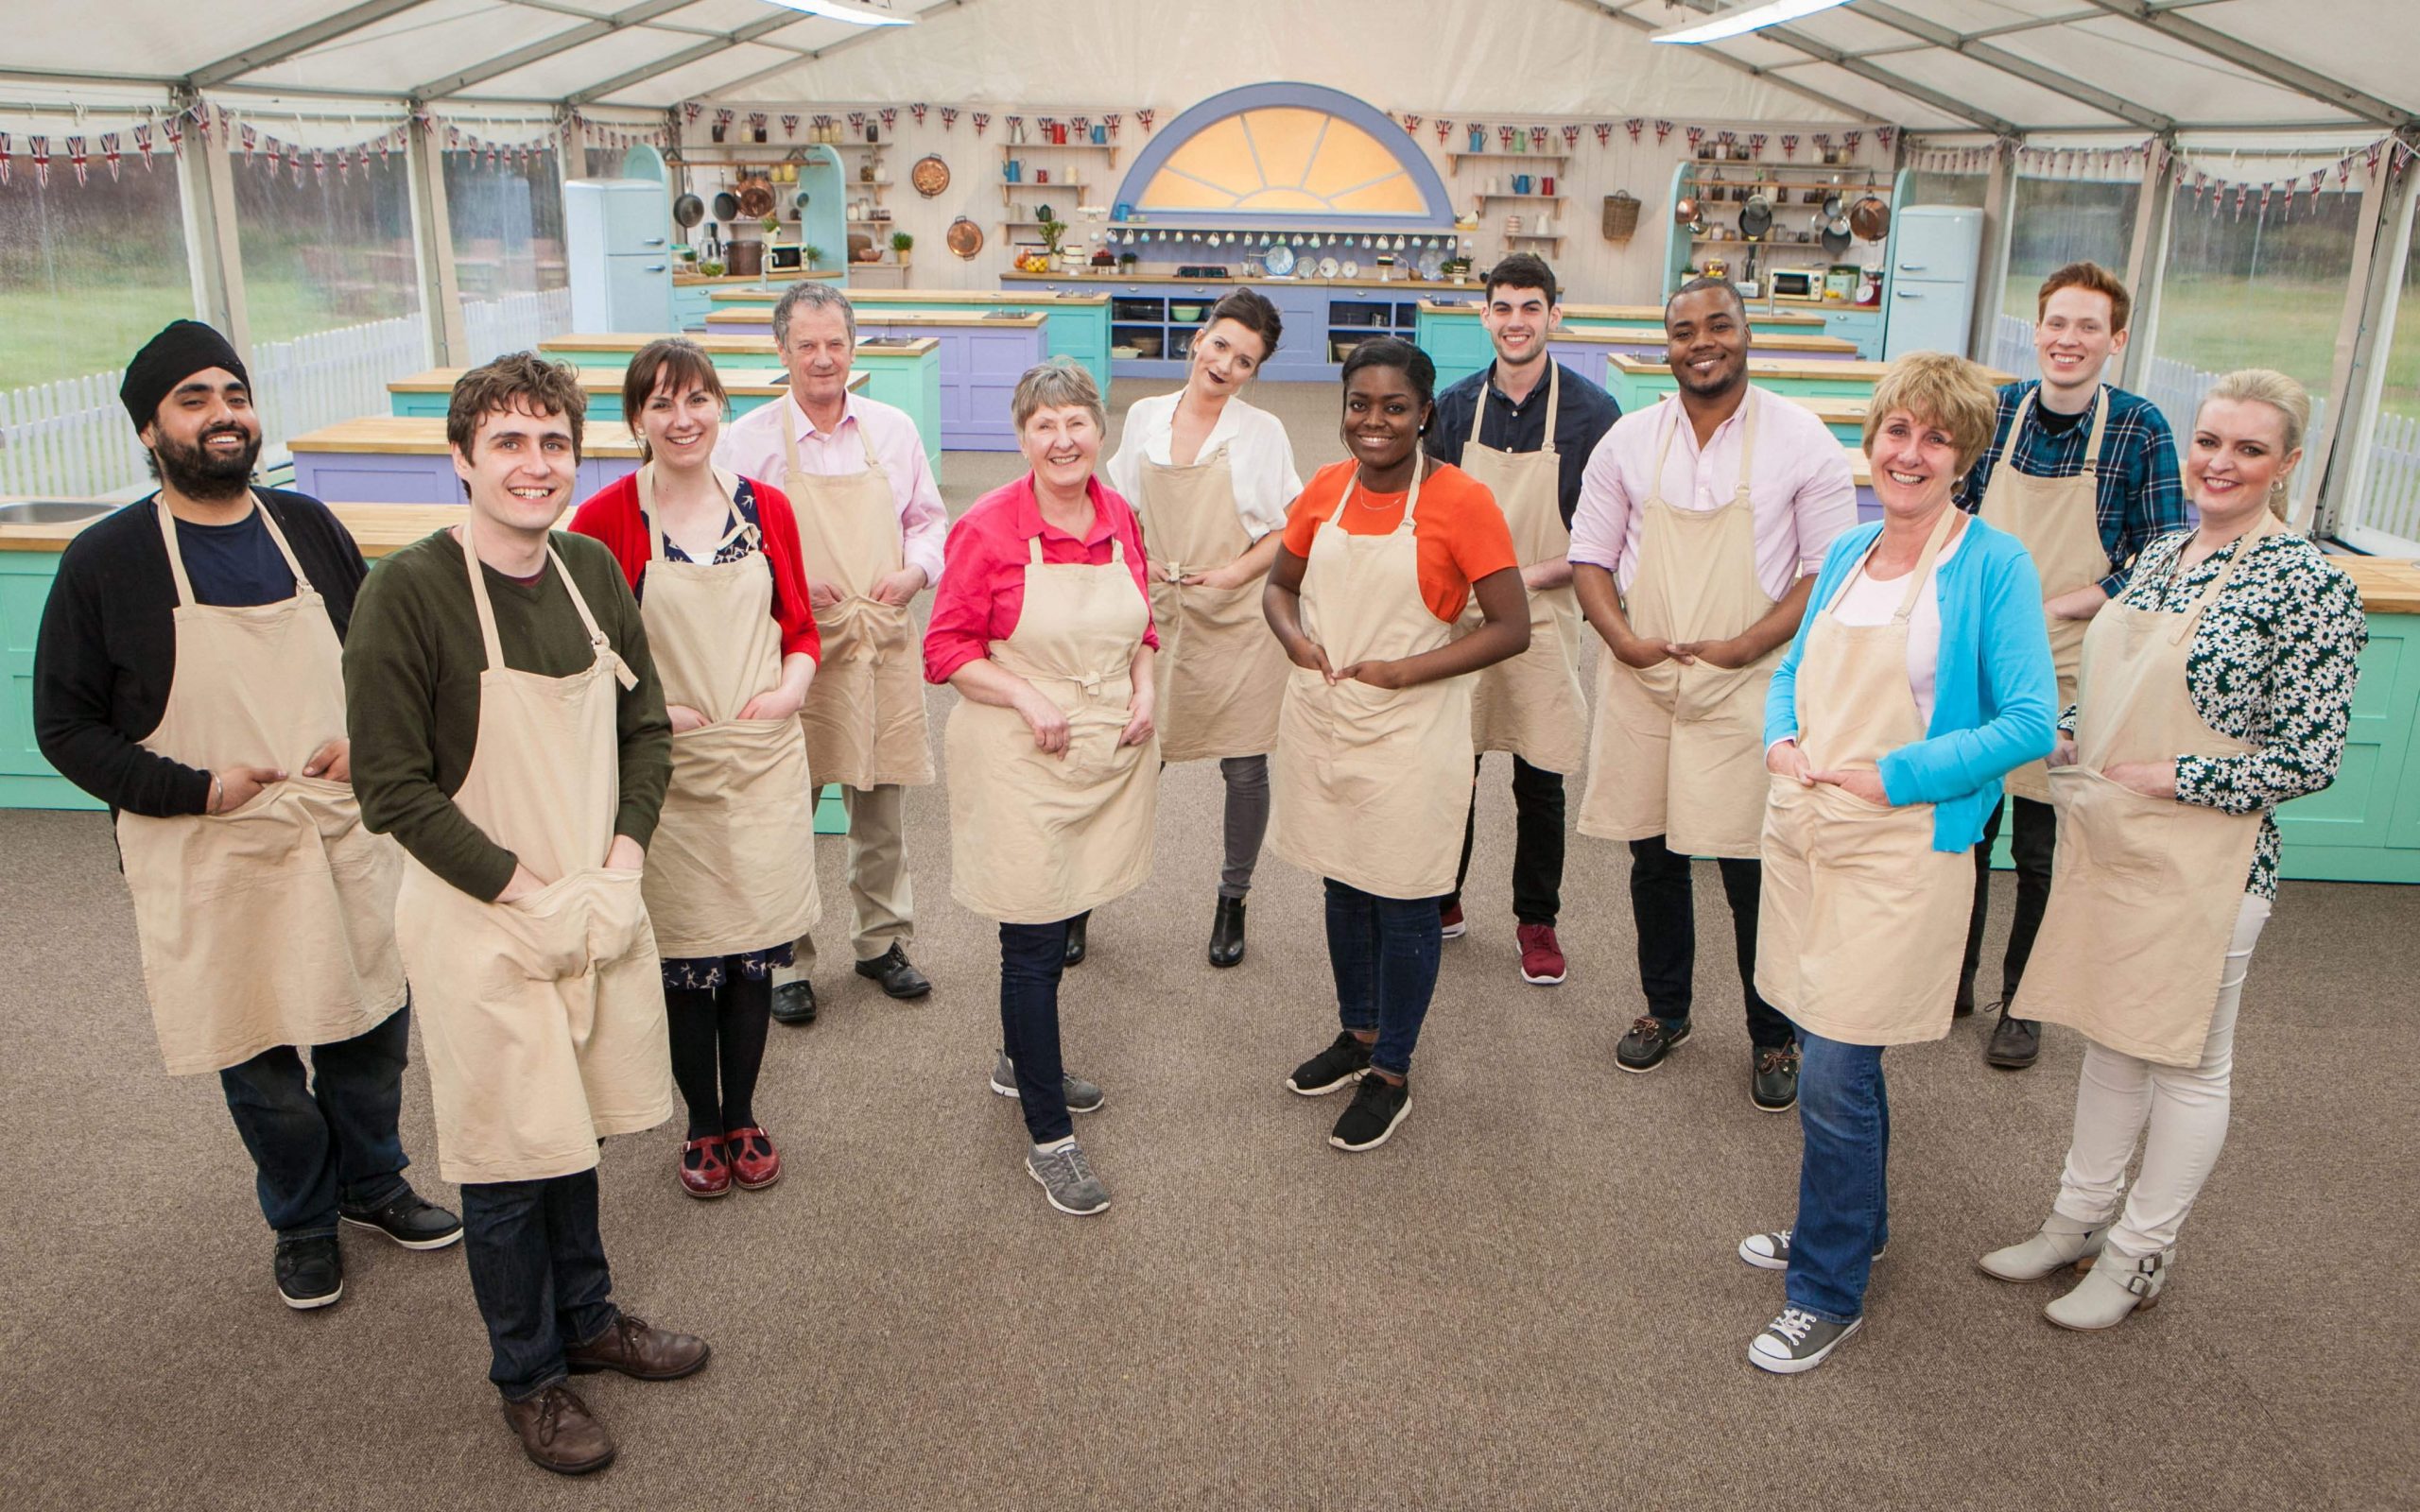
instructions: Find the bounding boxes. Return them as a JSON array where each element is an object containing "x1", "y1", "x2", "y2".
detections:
[
  {"x1": 0, "y1": 163, "x2": 193, "y2": 389},
  {"x1": 2003, "y1": 177, "x2": 2140, "y2": 320},
  {"x1": 1905, "y1": 171, "x2": 1987, "y2": 210},
  {"x1": 2346, "y1": 210, "x2": 2420, "y2": 552},
  {"x1": 233, "y1": 153, "x2": 421, "y2": 347},
  {"x1": 443, "y1": 146, "x2": 567, "y2": 302}
]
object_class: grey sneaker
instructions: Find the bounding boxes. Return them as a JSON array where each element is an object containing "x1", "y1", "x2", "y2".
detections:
[
  {"x1": 1025, "y1": 1139, "x2": 1110, "y2": 1215},
  {"x1": 1737, "y1": 1228, "x2": 1886, "y2": 1271},
  {"x1": 990, "y1": 1051, "x2": 1104, "y2": 1114},
  {"x1": 1749, "y1": 1307, "x2": 1863, "y2": 1374}
]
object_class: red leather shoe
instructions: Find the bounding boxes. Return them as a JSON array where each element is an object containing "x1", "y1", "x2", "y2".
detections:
[
  {"x1": 725, "y1": 1126, "x2": 782, "y2": 1191},
  {"x1": 678, "y1": 1136, "x2": 732, "y2": 1199}
]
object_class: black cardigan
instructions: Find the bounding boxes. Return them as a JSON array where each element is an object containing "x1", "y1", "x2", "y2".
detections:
[{"x1": 33, "y1": 490, "x2": 370, "y2": 817}]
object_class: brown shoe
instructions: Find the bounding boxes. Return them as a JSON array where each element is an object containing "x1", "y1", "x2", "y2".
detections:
[
  {"x1": 501, "y1": 1383, "x2": 615, "y2": 1475},
  {"x1": 562, "y1": 1314, "x2": 712, "y2": 1382}
]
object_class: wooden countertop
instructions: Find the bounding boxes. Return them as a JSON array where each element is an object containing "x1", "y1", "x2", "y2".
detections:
[
  {"x1": 542, "y1": 333, "x2": 938, "y2": 358},
  {"x1": 1415, "y1": 299, "x2": 1826, "y2": 327},
  {"x1": 1610, "y1": 353, "x2": 2016, "y2": 385},
  {"x1": 1001, "y1": 270, "x2": 1458, "y2": 293},
  {"x1": 2339, "y1": 554, "x2": 2420, "y2": 614},
  {"x1": 710, "y1": 287, "x2": 1110, "y2": 306},
  {"x1": 289, "y1": 416, "x2": 648, "y2": 457},
  {"x1": 0, "y1": 502, "x2": 511, "y2": 556},
  {"x1": 389, "y1": 367, "x2": 842, "y2": 398},
  {"x1": 1549, "y1": 328, "x2": 1858, "y2": 354},
  {"x1": 672, "y1": 270, "x2": 844, "y2": 287},
  {"x1": 706, "y1": 308, "x2": 1046, "y2": 329}
]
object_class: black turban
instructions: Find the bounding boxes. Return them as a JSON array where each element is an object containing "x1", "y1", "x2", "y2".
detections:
[{"x1": 120, "y1": 319, "x2": 251, "y2": 431}]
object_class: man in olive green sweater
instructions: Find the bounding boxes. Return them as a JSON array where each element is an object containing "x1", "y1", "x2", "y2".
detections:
[{"x1": 346, "y1": 352, "x2": 704, "y2": 1476}]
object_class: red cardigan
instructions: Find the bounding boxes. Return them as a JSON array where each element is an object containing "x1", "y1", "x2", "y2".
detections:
[{"x1": 570, "y1": 472, "x2": 821, "y2": 662}]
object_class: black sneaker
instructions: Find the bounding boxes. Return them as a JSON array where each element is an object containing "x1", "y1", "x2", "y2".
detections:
[
  {"x1": 1329, "y1": 1074, "x2": 1410, "y2": 1151},
  {"x1": 1751, "y1": 1044, "x2": 1801, "y2": 1112},
  {"x1": 1286, "y1": 1031, "x2": 1373, "y2": 1096},
  {"x1": 1749, "y1": 1308, "x2": 1862, "y2": 1374},
  {"x1": 275, "y1": 1235, "x2": 344, "y2": 1310},
  {"x1": 340, "y1": 1187, "x2": 464, "y2": 1250},
  {"x1": 1615, "y1": 1016, "x2": 1691, "y2": 1073}
]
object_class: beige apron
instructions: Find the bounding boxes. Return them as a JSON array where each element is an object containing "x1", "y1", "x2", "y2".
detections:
[
  {"x1": 781, "y1": 402, "x2": 934, "y2": 789},
  {"x1": 1979, "y1": 387, "x2": 2114, "y2": 803},
  {"x1": 116, "y1": 495, "x2": 405, "y2": 1074},
  {"x1": 394, "y1": 527, "x2": 673, "y2": 1185},
  {"x1": 1580, "y1": 394, "x2": 1779, "y2": 858},
  {"x1": 2013, "y1": 516, "x2": 2277, "y2": 1067},
  {"x1": 1456, "y1": 363, "x2": 1590, "y2": 774},
  {"x1": 1270, "y1": 463, "x2": 1474, "y2": 901},
  {"x1": 631, "y1": 464, "x2": 821, "y2": 958},
  {"x1": 1136, "y1": 442, "x2": 1289, "y2": 763},
  {"x1": 945, "y1": 533, "x2": 1159, "y2": 923},
  {"x1": 1755, "y1": 506, "x2": 1972, "y2": 1046}
]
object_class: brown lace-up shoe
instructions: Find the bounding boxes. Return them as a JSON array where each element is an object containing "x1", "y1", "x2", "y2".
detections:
[
  {"x1": 562, "y1": 1314, "x2": 712, "y2": 1382},
  {"x1": 502, "y1": 1383, "x2": 615, "y2": 1474}
]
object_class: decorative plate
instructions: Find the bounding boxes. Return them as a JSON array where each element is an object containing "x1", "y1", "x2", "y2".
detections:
[
  {"x1": 910, "y1": 155, "x2": 951, "y2": 198},
  {"x1": 1318, "y1": 255, "x2": 1340, "y2": 278},
  {"x1": 1340, "y1": 259, "x2": 1359, "y2": 278},
  {"x1": 944, "y1": 216, "x2": 983, "y2": 259},
  {"x1": 1264, "y1": 241, "x2": 1297, "y2": 276}
]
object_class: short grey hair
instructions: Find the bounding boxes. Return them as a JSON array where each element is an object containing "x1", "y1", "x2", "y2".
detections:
[
  {"x1": 1011, "y1": 357, "x2": 1105, "y2": 434},
  {"x1": 771, "y1": 280, "x2": 856, "y2": 347}
]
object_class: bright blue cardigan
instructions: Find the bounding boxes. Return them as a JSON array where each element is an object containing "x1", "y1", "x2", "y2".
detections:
[{"x1": 1763, "y1": 516, "x2": 2058, "y2": 852}]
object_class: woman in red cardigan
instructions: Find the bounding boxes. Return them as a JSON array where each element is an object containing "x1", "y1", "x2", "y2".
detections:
[{"x1": 571, "y1": 339, "x2": 821, "y2": 1199}]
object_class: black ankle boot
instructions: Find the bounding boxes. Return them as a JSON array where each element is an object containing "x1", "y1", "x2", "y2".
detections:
[
  {"x1": 1063, "y1": 913, "x2": 1089, "y2": 967},
  {"x1": 1208, "y1": 895, "x2": 1246, "y2": 969}
]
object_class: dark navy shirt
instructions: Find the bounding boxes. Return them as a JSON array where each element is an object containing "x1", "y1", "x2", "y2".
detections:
[
  {"x1": 1425, "y1": 361, "x2": 1622, "y2": 527},
  {"x1": 174, "y1": 508, "x2": 297, "y2": 608}
]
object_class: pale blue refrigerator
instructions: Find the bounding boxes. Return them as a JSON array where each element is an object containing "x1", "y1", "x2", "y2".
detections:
[{"x1": 1883, "y1": 206, "x2": 1985, "y2": 362}]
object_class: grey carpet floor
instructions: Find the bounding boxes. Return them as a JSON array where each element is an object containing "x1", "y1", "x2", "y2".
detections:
[{"x1": 1, "y1": 381, "x2": 2413, "y2": 1510}]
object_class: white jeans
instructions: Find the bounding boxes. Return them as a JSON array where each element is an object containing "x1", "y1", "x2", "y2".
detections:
[{"x1": 2051, "y1": 893, "x2": 2272, "y2": 1261}]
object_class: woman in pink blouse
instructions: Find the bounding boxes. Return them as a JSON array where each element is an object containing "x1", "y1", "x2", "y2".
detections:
[{"x1": 924, "y1": 359, "x2": 1159, "y2": 1216}]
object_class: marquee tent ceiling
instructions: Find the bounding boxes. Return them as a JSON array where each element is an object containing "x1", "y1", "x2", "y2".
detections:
[{"x1": 8, "y1": 0, "x2": 2414, "y2": 140}]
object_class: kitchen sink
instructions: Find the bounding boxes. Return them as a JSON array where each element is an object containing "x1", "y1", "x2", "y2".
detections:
[{"x1": 0, "y1": 501, "x2": 118, "y2": 525}]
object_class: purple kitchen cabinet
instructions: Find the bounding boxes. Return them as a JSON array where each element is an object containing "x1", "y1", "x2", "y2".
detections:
[
  {"x1": 858, "y1": 319, "x2": 1044, "y2": 452},
  {"x1": 293, "y1": 451, "x2": 637, "y2": 504}
]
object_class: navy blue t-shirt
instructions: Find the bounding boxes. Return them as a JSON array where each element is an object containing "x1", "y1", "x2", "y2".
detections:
[{"x1": 174, "y1": 509, "x2": 297, "y2": 608}]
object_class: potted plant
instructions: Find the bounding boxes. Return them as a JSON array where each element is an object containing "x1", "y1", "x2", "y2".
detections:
[
  {"x1": 890, "y1": 230, "x2": 914, "y2": 267},
  {"x1": 1117, "y1": 250, "x2": 1138, "y2": 273},
  {"x1": 804, "y1": 245, "x2": 828, "y2": 271},
  {"x1": 1038, "y1": 211, "x2": 1071, "y2": 269}
]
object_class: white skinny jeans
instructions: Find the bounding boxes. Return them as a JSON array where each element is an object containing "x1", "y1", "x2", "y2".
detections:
[{"x1": 2051, "y1": 893, "x2": 2272, "y2": 1261}]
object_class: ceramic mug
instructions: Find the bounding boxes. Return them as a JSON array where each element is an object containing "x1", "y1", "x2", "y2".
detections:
[
  {"x1": 1542, "y1": 176, "x2": 1555, "y2": 196},
  {"x1": 1036, "y1": 168, "x2": 1048, "y2": 184}
]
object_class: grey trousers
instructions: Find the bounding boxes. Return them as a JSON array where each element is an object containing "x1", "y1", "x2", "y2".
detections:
[{"x1": 1215, "y1": 754, "x2": 1270, "y2": 899}]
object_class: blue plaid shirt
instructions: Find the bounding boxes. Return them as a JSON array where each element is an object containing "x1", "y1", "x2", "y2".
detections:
[{"x1": 1959, "y1": 381, "x2": 2187, "y2": 595}]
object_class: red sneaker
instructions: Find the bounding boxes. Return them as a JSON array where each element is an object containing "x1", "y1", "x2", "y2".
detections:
[
  {"x1": 1517, "y1": 923, "x2": 1566, "y2": 986},
  {"x1": 678, "y1": 1136, "x2": 732, "y2": 1199},
  {"x1": 1439, "y1": 902, "x2": 1467, "y2": 939},
  {"x1": 725, "y1": 1126, "x2": 782, "y2": 1191}
]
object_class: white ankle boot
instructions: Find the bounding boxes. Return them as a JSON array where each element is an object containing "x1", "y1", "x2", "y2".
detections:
[
  {"x1": 2044, "y1": 1248, "x2": 2168, "y2": 1331},
  {"x1": 1978, "y1": 1212, "x2": 2107, "y2": 1281}
]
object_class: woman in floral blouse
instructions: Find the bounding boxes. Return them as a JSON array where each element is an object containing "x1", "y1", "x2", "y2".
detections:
[{"x1": 1979, "y1": 369, "x2": 2365, "y2": 1330}]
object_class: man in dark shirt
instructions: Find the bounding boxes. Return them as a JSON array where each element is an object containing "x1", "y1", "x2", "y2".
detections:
[
  {"x1": 1424, "y1": 254, "x2": 1621, "y2": 987},
  {"x1": 33, "y1": 319, "x2": 459, "y2": 1314}
]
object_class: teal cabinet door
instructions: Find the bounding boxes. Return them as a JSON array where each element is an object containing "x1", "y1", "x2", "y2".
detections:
[{"x1": 0, "y1": 553, "x2": 101, "y2": 810}]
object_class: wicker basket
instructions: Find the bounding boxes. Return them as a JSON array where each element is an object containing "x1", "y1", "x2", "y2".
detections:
[{"x1": 1601, "y1": 191, "x2": 1643, "y2": 242}]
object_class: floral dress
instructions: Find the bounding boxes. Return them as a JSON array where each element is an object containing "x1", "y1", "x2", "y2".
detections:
[
  {"x1": 643, "y1": 478, "x2": 799, "y2": 992},
  {"x1": 2059, "y1": 526, "x2": 2367, "y2": 900}
]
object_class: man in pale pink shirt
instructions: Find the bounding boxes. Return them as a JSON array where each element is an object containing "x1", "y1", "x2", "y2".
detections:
[
  {"x1": 1570, "y1": 277, "x2": 1857, "y2": 1113},
  {"x1": 717, "y1": 283, "x2": 947, "y2": 1016}
]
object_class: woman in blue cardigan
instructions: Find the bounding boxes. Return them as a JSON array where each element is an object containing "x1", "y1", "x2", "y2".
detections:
[{"x1": 1737, "y1": 352, "x2": 2056, "y2": 1374}]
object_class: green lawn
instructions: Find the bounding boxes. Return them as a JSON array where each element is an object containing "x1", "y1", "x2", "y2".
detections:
[{"x1": 0, "y1": 275, "x2": 416, "y2": 392}]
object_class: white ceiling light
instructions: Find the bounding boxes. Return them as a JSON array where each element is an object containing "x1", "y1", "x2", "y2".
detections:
[
  {"x1": 1652, "y1": 0, "x2": 1856, "y2": 45},
  {"x1": 762, "y1": 0, "x2": 912, "y2": 25}
]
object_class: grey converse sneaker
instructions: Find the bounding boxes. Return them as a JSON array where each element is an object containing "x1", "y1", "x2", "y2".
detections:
[
  {"x1": 990, "y1": 1051, "x2": 1105, "y2": 1114},
  {"x1": 1025, "y1": 1139, "x2": 1111, "y2": 1216},
  {"x1": 1737, "y1": 1228, "x2": 1887, "y2": 1271},
  {"x1": 1748, "y1": 1307, "x2": 1863, "y2": 1374}
]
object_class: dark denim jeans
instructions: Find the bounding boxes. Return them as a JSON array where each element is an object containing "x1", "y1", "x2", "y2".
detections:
[
  {"x1": 1959, "y1": 796, "x2": 2057, "y2": 1010},
  {"x1": 216, "y1": 1003, "x2": 413, "y2": 1241},
  {"x1": 1323, "y1": 878, "x2": 1442, "y2": 1078},
  {"x1": 1628, "y1": 838, "x2": 1793, "y2": 1049},
  {"x1": 1786, "y1": 1030, "x2": 1892, "y2": 1324},
  {"x1": 1447, "y1": 754, "x2": 1566, "y2": 925},
  {"x1": 998, "y1": 919, "x2": 1073, "y2": 1145},
  {"x1": 460, "y1": 1169, "x2": 619, "y2": 1400}
]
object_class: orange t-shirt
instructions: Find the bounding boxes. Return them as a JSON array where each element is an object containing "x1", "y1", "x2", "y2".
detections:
[{"x1": 1280, "y1": 459, "x2": 1519, "y2": 624}]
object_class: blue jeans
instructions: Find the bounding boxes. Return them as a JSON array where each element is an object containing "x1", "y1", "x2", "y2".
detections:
[
  {"x1": 998, "y1": 919, "x2": 1072, "y2": 1145},
  {"x1": 1323, "y1": 878, "x2": 1442, "y2": 1077},
  {"x1": 216, "y1": 1004, "x2": 413, "y2": 1242},
  {"x1": 460, "y1": 1170, "x2": 619, "y2": 1400},
  {"x1": 1786, "y1": 1030, "x2": 1892, "y2": 1323}
]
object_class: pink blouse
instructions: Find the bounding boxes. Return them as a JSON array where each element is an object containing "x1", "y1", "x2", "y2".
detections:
[{"x1": 923, "y1": 472, "x2": 1158, "y2": 685}]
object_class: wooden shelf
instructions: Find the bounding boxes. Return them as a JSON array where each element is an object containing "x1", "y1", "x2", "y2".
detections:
[
  {"x1": 1447, "y1": 151, "x2": 1570, "y2": 163},
  {"x1": 1505, "y1": 233, "x2": 1566, "y2": 243},
  {"x1": 1475, "y1": 192, "x2": 1566, "y2": 203},
  {"x1": 1000, "y1": 141, "x2": 1121, "y2": 166},
  {"x1": 1002, "y1": 181, "x2": 1088, "y2": 197}
]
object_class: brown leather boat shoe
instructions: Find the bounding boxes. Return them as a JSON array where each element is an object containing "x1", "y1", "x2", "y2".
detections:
[
  {"x1": 562, "y1": 1314, "x2": 712, "y2": 1382},
  {"x1": 501, "y1": 1383, "x2": 615, "y2": 1475}
]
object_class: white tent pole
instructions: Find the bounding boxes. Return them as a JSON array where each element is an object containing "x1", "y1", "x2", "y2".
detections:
[
  {"x1": 1969, "y1": 138, "x2": 2017, "y2": 360},
  {"x1": 2118, "y1": 137, "x2": 2178, "y2": 391},
  {"x1": 406, "y1": 112, "x2": 468, "y2": 368},
  {"x1": 177, "y1": 94, "x2": 252, "y2": 364},
  {"x1": 2311, "y1": 132, "x2": 2420, "y2": 541}
]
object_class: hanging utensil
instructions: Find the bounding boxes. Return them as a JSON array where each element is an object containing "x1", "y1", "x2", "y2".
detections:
[
  {"x1": 1849, "y1": 194, "x2": 1891, "y2": 241},
  {"x1": 1738, "y1": 191, "x2": 1774, "y2": 240},
  {"x1": 673, "y1": 192, "x2": 705, "y2": 230}
]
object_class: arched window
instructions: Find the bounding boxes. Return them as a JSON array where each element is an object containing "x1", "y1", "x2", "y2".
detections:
[{"x1": 1114, "y1": 83, "x2": 1453, "y2": 228}]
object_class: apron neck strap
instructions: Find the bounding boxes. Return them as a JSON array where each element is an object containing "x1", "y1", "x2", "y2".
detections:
[
  {"x1": 1731, "y1": 388, "x2": 1759, "y2": 505},
  {"x1": 1336, "y1": 457, "x2": 1426, "y2": 532},
  {"x1": 1470, "y1": 360, "x2": 1559, "y2": 453},
  {"x1": 1848, "y1": 504, "x2": 1960, "y2": 625},
  {"x1": 2014, "y1": 385, "x2": 2111, "y2": 475},
  {"x1": 787, "y1": 392, "x2": 879, "y2": 472},
  {"x1": 458, "y1": 524, "x2": 635, "y2": 688},
  {"x1": 154, "y1": 490, "x2": 311, "y2": 607},
  {"x1": 2168, "y1": 512, "x2": 2281, "y2": 643},
  {"x1": 1024, "y1": 532, "x2": 1123, "y2": 565},
  {"x1": 638, "y1": 463, "x2": 747, "y2": 562}
]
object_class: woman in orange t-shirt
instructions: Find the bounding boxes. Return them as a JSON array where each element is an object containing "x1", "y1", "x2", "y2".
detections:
[{"x1": 1265, "y1": 337, "x2": 1528, "y2": 1154}]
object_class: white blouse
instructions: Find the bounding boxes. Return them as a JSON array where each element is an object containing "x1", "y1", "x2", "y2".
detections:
[
  {"x1": 1825, "y1": 524, "x2": 1966, "y2": 727},
  {"x1": 1106, "y1": 390, "x2": 1304, "y2": 542}
]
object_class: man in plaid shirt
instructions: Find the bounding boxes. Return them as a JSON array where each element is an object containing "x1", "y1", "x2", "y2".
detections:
[{"x1": 1956, "y1": 262, "x2": 2187, "y2": 1071}]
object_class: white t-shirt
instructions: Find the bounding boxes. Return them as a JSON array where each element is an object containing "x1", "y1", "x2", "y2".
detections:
[
  {"x1": 1824, "y1": 523, "x2": 1966, "y2": 728},
  {"x1": 1106, "y1": 390, "x2": 1303, "y2": 541}
]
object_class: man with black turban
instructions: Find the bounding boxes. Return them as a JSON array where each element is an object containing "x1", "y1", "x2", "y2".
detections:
[{"x1": 33, "y1": 319, "x2": 459, "y2": 1311}]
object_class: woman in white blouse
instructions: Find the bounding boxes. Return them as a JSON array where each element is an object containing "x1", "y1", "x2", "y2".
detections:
[{"x1": 1104, "y1": 289, "x2": 1304, "y2": 969}]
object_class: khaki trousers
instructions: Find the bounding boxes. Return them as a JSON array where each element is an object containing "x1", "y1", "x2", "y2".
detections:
[{"x1": 776, "y1": 783, "x2": 914, "y2": 978}]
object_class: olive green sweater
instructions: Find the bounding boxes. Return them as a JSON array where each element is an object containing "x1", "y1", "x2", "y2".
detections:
[{"x1": 343, "y1": 528, "x2": 671, "y2": 902}]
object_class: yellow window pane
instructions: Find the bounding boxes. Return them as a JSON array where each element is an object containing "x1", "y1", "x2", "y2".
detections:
[
  {"x1": 1302, "y1": 126, "x2": 1406, "y2": 199},
  {"x1": 1235, "y1": 186, "x2": 1333, "y2": 211},
  {"x1": 1239, "y1": 108, "x2": 1328, "y2": 190},
  {"x1": 1141, "y1": 170, "x2": 1242, "y2": 210},
  {"x1": 1327, "y1": 177, "x2": 1425, "y2": 215},
  {"x1": 1156, "y1": 116, "x2": 1256, "y2": 198}
]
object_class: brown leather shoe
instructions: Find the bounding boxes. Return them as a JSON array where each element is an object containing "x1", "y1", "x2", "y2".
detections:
[
  {"x1": 562, "y1": 1314, "x2": 712, "y2": 1382},
  {"x1": 501, "y1": 1383, "x2": 615, "y2": 1475}
]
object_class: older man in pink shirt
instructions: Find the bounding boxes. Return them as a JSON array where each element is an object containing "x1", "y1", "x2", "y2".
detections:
[
  {"x1": 1569, "y1": 277, "x2": 1856, "y2": 1114},
  {"x1": 717, "y1": 282, "x2": 947, "y2": 1016}
]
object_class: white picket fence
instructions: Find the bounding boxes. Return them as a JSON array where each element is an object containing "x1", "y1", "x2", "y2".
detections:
[{"x1": 0, "y1": 287, "x2": 575, "y2": 499}]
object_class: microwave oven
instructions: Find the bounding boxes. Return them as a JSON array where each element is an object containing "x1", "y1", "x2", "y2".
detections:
[
  {"x1": 1769, "y1": 268, "x2": 1822, "y2": 303},
  {"x1": 766, "y1": 243, "x2": 803, "y2": 271}
]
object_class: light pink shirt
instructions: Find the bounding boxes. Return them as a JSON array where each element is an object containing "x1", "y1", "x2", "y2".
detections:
[
  {"x1": 714, "y1": 390, "x2": 947, "y2": 586},
  {"x1": 1569, "y1": 386, "x2": 1856, "y2": 601}
]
